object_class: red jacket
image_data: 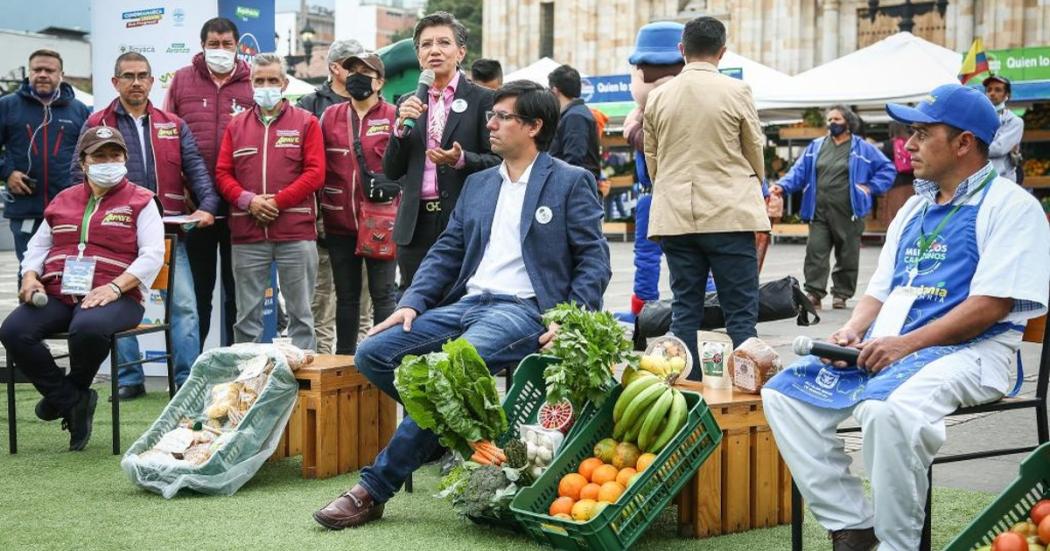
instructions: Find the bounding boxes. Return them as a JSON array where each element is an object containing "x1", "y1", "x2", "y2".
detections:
[
  {"x1": 215, "y1": 101, "x2": 325, "y2": 244},
  {"x1": 319, "y1": 99, "x2": 396, "y2": 235},
  {"x1": 164, "y1": 53, "x2": 254, "y2": 174},
  {"x1": 85, "y1": 99, "x2": 190, "y2": 216},
  {"x1": 41, "y1": 179, "x2": 155, "y2": 304}
]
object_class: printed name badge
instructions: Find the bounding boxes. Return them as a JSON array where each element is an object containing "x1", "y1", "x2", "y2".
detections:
[
  {"x1": 868, "y1": 285, "x2": 921, "y2": 338},
  {"x1": 61, "y1": 255, "x2": 96, "y2": 296},
  {"x1": 535, "y1": 206, "x2": 553, "y2": 225},
  {"x1": 451, "y1": 98, "x2": 468, "y2": 113}
]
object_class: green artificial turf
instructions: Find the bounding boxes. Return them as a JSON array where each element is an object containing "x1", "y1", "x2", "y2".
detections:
[{"x1": 1, "y1": 385, "x2": 997, "y2": 550}]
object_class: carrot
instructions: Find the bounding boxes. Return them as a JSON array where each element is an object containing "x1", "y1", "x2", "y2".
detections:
[
  {"x1": 474, "y1": 440, "x2": 506, "y2": 463},
  {"x1": 470, "y1": 450, "x2": 492, "y2": 465}
]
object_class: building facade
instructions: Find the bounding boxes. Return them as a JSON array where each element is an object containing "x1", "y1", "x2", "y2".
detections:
[
  {"x1": 334, "y1": 0, "x2": 420, "y2": 52},
  {"x1": 483, "y1": 0, "x2": 1050, "y2": 75}
]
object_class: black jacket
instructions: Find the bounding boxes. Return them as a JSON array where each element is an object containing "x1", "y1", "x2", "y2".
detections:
[
  {"x1": 297, "y1": 81, "x2": 349, "y2": 119},
  {"x1": 549, "y1": 98, "x2": 601, "y2": 179},
  {"x1": 382, "y1": 75, "x2": 500, "y2": 245}
]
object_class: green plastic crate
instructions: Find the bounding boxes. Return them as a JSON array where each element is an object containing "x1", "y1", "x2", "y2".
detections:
[
  {"x1": 499, "y1": 354, "x2": 614, "y2": 447},
  {"x1": 510, "y1": 386, "x2": 722, "y2": 550},
  {"x1": 944, "y1": 442, "x2": 1050, "y2": 551},
  {"x1": 467, "y1": 354, "x2": 614, "y2": 529}
]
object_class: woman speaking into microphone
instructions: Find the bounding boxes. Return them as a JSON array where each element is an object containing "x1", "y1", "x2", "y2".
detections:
[{"x1": 0, "y1": 126, "x2": 165, "y2": 451}]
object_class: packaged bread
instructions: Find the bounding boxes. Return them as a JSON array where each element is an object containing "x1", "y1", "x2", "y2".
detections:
[{"x1": 729, "y1": 337, "x2": 782, "y2": 394}]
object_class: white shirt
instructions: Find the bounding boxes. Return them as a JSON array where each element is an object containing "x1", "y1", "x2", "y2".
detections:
[
  {"x1": 21, "y1": 196, "x2": 166, "y2": 302},
  {"x1": 465, "y1": 157, "x2": 538, "y2": 300}
]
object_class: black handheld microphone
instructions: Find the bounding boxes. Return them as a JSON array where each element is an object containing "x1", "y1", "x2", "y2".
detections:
[
  {"x1": 793, "y1": 336, "x2": 860, "y2": 363},
  {"x1": 401, "y1": 69, "x2": 435, "y2": 136}
]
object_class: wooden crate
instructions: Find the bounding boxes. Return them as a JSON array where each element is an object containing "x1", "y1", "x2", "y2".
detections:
[
  {"x1": 674, "y1": 382, "x2": 793, "y2": 538},
  {"x1": 271, "y1": 355, "x2": 398, "y2": 479}
]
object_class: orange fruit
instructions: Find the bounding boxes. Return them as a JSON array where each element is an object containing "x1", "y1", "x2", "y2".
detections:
[
  {"x1": 591, "y1": 464, "x2": 618, "y2": 485},
  {"x1": 549, "y1": 496, "x2": 575, "y2": 516},
  {"x1": 636, "y1": 452, "x2": 657, "y2": 472},
  {"x1": 579, "y1": 482, "x2": 601, "y2": 501},
  {"x1": 616, "y1": 467, "x2": 637, "y2": 487},
  {"x1": 558, "y1": 473, "x2": 588, "y2": 500},
  {"x1": 578, "y1": 457, "x2": 604, "y2": 481},
  {"x1": 571, "y1": 498, "x2": 597, "y2": 521},
  {"x1": 597, "y1": 481, "x2": 625, "y2": 503}
]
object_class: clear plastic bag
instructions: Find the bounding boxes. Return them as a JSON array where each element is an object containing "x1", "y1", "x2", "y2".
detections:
[{"x1": 120, "y1": 344, "x2": 299, "y2": 498}]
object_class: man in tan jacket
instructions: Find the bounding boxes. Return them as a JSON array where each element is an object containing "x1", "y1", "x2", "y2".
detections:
[{"x1": 643, "y1": 15, "x2": 769, "y2": 377}]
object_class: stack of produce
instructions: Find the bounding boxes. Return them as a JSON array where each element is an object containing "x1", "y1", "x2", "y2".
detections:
[
  {"x1": 1023, "y1": 103, "x2": 1050, "y2": 130},
  {"x1": 1024, "y1": 158, "x2": 1050, "y2": 178},
  {"x1": 544, "y1": 439, "x2": 658, "y2": 522},
  {"x1": 611, "y1": 372, "x2": 689, "y2": 453},
  {"x1": 974, "y1": 498, "x2": 1050, "y2": 550},
  {"x1": 137, "y1": 354, "x2": 276, "y2": 467}
]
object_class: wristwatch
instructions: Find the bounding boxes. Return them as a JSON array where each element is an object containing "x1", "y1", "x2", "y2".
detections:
[{"x1": 107, "y1": 282, "x2": 122, "y2": 297}]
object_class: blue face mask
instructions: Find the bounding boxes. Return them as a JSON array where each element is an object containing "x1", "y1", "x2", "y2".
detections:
[
  {"x1": 253, "y1": 87, "x2": 284, "y2": 110},
  {"x1": 828, "y1": 122, "x2": 848, "y2": 137}
]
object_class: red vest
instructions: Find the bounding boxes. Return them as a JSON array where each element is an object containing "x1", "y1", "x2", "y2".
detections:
[
  {"x1": 85, "y1": 99, "x2": 188, "y2": 216},
  {"x1": 224, "y1": 103, "x2": 317, "y2": 244},
  {"x1": 319, "y1": 100, "x2": 396, "y2": 235},
  {"x1": 41, "y1": 180, "x2": 156, "y2": 303},
  {"x1": 167, "y1": 53, "x2": 254, "y2": 173}
]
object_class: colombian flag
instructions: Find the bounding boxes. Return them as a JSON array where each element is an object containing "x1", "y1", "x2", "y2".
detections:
[{"x1": 958, "y1": 38, "x2": 990, "y2": 84}]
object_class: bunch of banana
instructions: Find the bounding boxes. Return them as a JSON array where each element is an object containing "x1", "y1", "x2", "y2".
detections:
[
  {"x1": 611, "y1": 373, "x2": 688, "y2": 453},
  {"x1": 637, "y1": 353, "x2": 687, "y2": 381}
]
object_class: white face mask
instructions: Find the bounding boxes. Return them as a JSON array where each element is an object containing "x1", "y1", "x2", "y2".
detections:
[
  {"x1": 995, "y1": 101, "x2": 1007, "y2": 113},
  {"x1": 204, "y1": 48, "x2": 236, "y2": 74},
  {"x1": 87, "y1": 162, "x2": 127, "y2": 187},
  {"x1": 253, "y1": 87, "x2": 284, "y2": 110}
]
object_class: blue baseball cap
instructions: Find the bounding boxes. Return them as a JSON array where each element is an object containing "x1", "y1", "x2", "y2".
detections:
[
  {"x1": 885, "y1": 83, "x2": 1000, "y2": 145},
  {"x1": 628, "y1": 22, "x2": 684, "y2": 66}
]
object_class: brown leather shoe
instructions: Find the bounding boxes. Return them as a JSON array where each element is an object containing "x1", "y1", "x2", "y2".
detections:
[
  {"x1": 828, "y1": 528, "x2": 879, "y2": 551},
  {"x1": 313, "y1": 484, "x2": 385, "y2": 530},
  {"x1": 807, "y1": 292, "x2": 823, "y2": 311},
  {"x1": 832, "y1": 296, "x2": 848, "y2": 310}
]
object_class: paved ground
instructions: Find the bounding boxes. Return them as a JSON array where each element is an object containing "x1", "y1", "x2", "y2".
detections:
[{"x1": 1, "y1": 238, "x2": 1043, "y2": 495}]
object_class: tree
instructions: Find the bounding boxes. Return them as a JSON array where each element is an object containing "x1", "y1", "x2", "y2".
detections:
[{"x1": 424, "y1": 0, "x2": 483, "y2": 66}]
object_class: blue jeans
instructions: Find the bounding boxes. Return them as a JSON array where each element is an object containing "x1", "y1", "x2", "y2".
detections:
[
  {"x1": 11, "y1": 218, "x2": 42, "y2": 290},
  {"x1": 116, "y1": 242, "x2": 200, "y2": 387},
  {"x1": 356, "y1": 294, "x2": 545, "y2": 503},
  {"x1": 661, "y1": 232, "x2": 759, "y2": 379}
]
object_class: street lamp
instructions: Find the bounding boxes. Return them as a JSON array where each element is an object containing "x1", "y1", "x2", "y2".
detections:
[
  {"x1": 284, "y1": 23, "x2": 318, "y2": 76},
  {"x1": 300, "y1": 23, "x2": 316, "y2": 64},
  {"x1": 867, "y1": 0, "x2": 949, "y2": 34}
]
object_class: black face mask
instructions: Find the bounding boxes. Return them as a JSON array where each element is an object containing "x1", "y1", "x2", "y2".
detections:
[
  {"x1": 828, "y1": 122, "x2": 848, "y2": 137},
  {"x1": 346, "y1": 73, "x2": 375, "y2": 101}
]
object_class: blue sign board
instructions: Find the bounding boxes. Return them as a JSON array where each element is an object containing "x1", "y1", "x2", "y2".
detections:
[
  {"x1": 581, "y1": 74, "x2": 633, "y2": 104},
  {"x1": 218, "y1": 0, "x2": 275, "y2": 61}
]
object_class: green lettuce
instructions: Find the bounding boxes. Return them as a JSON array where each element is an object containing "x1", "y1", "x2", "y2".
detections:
[{"x1": 394, "y1": 338, "x2": 508, "y2": 455}]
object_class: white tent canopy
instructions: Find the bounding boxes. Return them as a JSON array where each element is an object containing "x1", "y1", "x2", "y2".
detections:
[
  {"x1": 72, "y1": 86, "x2": 93, "y2": 108},
  {"x1": 756, "y1": 32, "x2": 962, "y2": 109},
  {"x1": 284, "y1": 74, "x2": 320, "y2": 98},
  {"x1": 504, "y1": 57, "x2": 568, "y2": 85},
  {"x1": 719, "y1": 50, "x2": 792, "y2": 110}
]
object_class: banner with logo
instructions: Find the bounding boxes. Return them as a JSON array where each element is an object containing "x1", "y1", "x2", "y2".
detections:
[
  {"x1": 90, "y1": 1, "x2": 216, "y2": 109},
  {"x1": 218, "y1": 0, "x2": 275, "y2": 62}
]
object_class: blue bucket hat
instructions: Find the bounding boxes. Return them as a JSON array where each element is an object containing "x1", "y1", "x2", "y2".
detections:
[
  {"x1": 885, "y1": 83, "x2": 1000, "y2": 145},
  {"x1": 628, "y1": 21, "x2": 684, "y2": 66}
]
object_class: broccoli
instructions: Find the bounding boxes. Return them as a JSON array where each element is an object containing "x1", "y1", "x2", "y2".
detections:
[{"x1": 453, "y1": 465, "x2": 514, "y2": 518}]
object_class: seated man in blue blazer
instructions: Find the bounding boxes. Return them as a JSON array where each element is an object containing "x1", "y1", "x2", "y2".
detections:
[{"x1": 313, "y1": 80, "x2": 612, "y2": 530}]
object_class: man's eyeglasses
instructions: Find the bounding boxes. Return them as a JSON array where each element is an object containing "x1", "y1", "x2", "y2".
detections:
[
  {"x1": 485, "y1": 111, "x2": 530, "y2": 124},
  {"x1": 117, "y1": 72, "x2": 152, "y2": 83}
]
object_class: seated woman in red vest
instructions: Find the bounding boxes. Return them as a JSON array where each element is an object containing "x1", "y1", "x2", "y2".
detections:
[{"x1": 0, "y1": 126, "x2": 165, "y2": 451}]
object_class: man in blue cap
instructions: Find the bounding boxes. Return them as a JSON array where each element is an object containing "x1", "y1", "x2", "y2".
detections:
[{"x1": 761, "y1": 83, "x2": 1050, "y2": 550}]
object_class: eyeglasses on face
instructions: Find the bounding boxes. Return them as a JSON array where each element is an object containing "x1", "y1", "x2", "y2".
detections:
[
  {"x1": 117, "y1": 72, "x2": 152, "y2": 83},
  {"x1": 485, "y1": 110, "x2": 530, "y2": 124}
]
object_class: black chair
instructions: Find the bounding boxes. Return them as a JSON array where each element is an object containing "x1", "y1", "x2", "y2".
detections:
[
  {"x1": 790, "y1": 313, "x2": 1050, "y2": 550},
  {"x1": 5, "y1": 234, "x2": 179, "y2": 455}
]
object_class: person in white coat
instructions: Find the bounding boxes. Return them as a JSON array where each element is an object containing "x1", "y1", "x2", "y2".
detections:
[
  {"x1": 983, "y1": 75, "x2": 1024, "y2": 182},
  {"x1": 761, "y1": 84, "x2": 1050, "y2": 551}
]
